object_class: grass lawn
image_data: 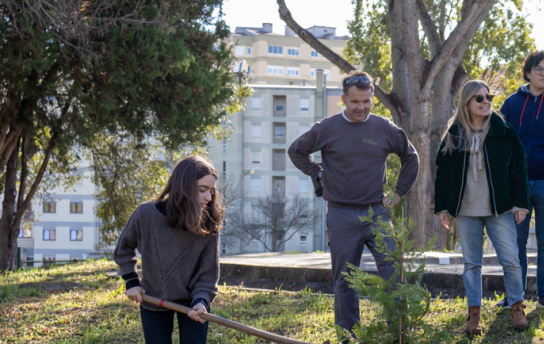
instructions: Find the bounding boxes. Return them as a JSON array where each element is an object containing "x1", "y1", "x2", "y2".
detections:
[{"x1": 2, "y1": 260, "x2": 544, "y2": 343}]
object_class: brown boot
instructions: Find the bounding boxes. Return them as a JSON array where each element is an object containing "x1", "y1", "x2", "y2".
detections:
[
  {"x1": 466, "y1": 306, "x2": 482, "y2": 335},
  {"x1": 511, "y1": 301, "x2": 529, "y2": 330}
]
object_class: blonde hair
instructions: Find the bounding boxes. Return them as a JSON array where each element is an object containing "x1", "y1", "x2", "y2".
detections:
[{"x1": 441, "y1": 80, "x2": 498, "y2": 154}]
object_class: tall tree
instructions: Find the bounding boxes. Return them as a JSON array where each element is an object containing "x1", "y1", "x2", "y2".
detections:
[
  {"x1": 277, "y1": 0, "x2": 538, "y2": 248},
  {"x1": 0, "y1": 0, "x2": 244, "y2": 270}
]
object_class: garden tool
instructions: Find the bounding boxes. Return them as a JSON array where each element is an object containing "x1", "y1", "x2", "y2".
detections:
[{"x1": 142, "y1": 294, "x2": 315, "y2": 344}]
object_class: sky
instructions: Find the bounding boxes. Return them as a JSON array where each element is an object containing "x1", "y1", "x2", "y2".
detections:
[{"x1": 222, "y1": 0, "x2": 544, "y2": 50}]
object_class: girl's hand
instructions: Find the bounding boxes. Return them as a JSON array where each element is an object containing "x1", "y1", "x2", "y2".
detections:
[
  {"x1": 515, "y1": 210, "x2": 527, "y2": 225},
  {"x1": 438, "y1": 212, "x2": 450, "y2": 230},
  {"x1": 188, "y1": 302, "x2": 207, "y2": 324},
  {"x1": 126, "y1": 286, "x2": 145, "y2": 303}
]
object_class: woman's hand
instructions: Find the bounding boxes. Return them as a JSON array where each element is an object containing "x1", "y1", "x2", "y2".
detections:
[
  {"x1": 515, "y1": 210, "x2": 527, "y2": 225},
  {"x1": 126, "y1": 286, "x2": 145, "y2": 303},
  {"x1": 438, "y1": 212, "x2": 450, "y2": 230},
  {"x1": 188, "y1": 302, "x2": 207, "y2": 324}
]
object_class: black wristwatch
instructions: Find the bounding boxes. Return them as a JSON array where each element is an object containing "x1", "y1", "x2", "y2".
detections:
[{"x1": 316, "y1": 171, "x2": 323, "y2": 182}]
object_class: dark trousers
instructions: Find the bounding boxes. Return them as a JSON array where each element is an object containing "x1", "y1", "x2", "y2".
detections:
[
  {"x1": 327, "y1": 204, "x2": 397, "y2": 331},
  {"x1": 140, "y1": 305, "x2": 209, "y2": 344}
]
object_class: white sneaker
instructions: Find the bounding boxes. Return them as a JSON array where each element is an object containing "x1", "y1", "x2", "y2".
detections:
[{"x1": 536, "y1": 300, "x2": 544, "y2": 308}]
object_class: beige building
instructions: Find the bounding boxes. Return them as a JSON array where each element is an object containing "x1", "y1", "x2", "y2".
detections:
[{"x1": 230, "y1": 23, "x2": 347, "y2": 87}]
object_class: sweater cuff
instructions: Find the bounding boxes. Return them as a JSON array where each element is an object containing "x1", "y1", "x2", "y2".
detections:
[
  {"x1": 436, "y1": 210, "x2": 449, "y2": 216},
  {"x1": 122, "y1": 272, "x2": 141, "y2": 290},
  {"x1": 191, "y1": 298, "x2": 209, "y2": 308},
  {"x1": 511, "y1": 207, "x2": 529, "y2": 214}
]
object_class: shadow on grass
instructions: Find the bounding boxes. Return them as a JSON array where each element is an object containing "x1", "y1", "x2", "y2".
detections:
[{"x1": 480, "y1": 306, "x2": 535, "y2": 343}]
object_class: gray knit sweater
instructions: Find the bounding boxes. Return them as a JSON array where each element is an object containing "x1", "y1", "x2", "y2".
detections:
[{"x1": 113, "y1": 201, "x2": 219, "y2": 311}]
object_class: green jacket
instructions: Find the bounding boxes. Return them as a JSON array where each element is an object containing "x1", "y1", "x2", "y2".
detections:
[{"x1": 434, "y1": 111, "x2": 529, "y2": 217}]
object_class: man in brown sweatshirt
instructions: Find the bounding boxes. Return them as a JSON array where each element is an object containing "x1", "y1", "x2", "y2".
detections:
[{"x1": 288, "y1": 71, "x2": 419, "y2": 334}]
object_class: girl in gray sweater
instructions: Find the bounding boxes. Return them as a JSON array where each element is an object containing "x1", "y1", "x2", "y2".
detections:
[{"x1": 114, "y1": 156, "x2": 223, "y2": 344}]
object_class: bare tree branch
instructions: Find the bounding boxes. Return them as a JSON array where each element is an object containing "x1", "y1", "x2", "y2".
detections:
[
  {"x1": 423, "y1": 0, "x2": 497, "y2": 93},
  {"x1": 245, "y1": 193, "x2": 315, "y2": 252},
  {"x1": 276, "y1": 0, "x2": 397, "y2": 115},
  {"x1": 415, "y1": 0, "x2": 441, "y2": 58}
]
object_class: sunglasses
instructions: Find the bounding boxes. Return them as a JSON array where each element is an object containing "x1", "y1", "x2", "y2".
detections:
[
  {"x1": 472, "y1": 94, "x2": 494, "y2": 103},
  {"x1": 344, "y1": 76, "x2": 372, "y2": 85}
]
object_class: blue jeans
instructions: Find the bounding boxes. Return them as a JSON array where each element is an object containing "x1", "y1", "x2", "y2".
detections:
[
  {"x1": 457, "y1": 212, "x2": 523, "y2": 307},
  {"x1": 518, "y1": 179, "x2": 544, "y2": 299}
]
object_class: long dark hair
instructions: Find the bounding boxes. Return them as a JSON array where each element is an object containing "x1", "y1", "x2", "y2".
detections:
[{"x1": 157, "y1": 156, "x2": 223, "y2": 235}]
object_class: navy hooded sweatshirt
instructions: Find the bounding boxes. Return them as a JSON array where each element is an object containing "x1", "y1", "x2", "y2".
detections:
[{"x1": 501, "y1": 84, "x2": 544, "y2": 181}]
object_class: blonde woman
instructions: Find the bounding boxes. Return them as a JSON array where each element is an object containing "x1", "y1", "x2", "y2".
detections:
[{"x1": 434, "y1": 80, "x2": 530, "y2": 334}]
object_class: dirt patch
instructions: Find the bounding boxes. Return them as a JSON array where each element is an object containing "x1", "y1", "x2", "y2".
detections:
[{"x1": 19, "y1": 282, "x2": 85, "y2": 293}]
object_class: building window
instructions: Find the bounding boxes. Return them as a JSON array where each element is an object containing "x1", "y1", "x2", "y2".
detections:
[
  {"x1": 222, "y1": 161, "x2": 227, "y2": 181},
  {"x1": 311, "y1": 69, "x2": 331, "y2": 78},
  {"x1": 70, "y1": 229, "x2": 83, "y2": 241},
  {"x1": 248, "y1": 66, "x2": 252, "y2": 75},
  {"x1": 234, "y1": 45, "x2": 244, "y2": 55},
  {"x1": 251, "y1": 179, "x2": 261, "y2": 192},
  {"x1": 251, "y1": 239, "x2": 260, "y2": 245},
  {"x1": 267, "y1": 65, "x2": 283, "y2": 75},
  {"x1": 273, "y1": 150, "x2": 286, "y2": 170},
  {"x1": 275, "y1": 125, "x2": 285, "y2": 139},
  {"x1": 252, "y1": 151, "x2": 261, "y2": 164},
  {"x1": 268, "y1": 45, "x2": 283, "y2": 55},
  {"x1": 252, "y1": 97, "x2": 261, "y2": 110},
  {"x1": 273, "y1": 123, "x2": 286, "y2": 144},
  {"x1": 274, "y1": 178, "x2": 285, "y2": 192},
  {"x1": 299, "y1": 180, "x2": 309, "y2": 193},
  {"x1": 287, "y1": 48, "x2": 300, "y2": 56},
  {"x1": 43, "y1": 202, "x2": 56, "y2": 213},
  {"x1": 222, "y1": 140, "x2": 227, "y2": 153},
  {"x1": 247, "y1": 47, "x2": 252, "y2": 55},
  {"x1": 70, "y1": 202, "x2": 83, "y2": 214},
  {"x1": 251, "y1": 125, "x2": 261, "y2": 138},
  {"x1": 287, "y1": 67, "x2": 299, "y2": 76},
  {"x1": 300, "y1": 99, "x2": 309, "y2": 111},
  {"x1": 299, "y1": 125, "x2": 309, "y2": 135},
  {"x1": 43, "y1": 229, "x2": 56, "y2": 241},
  {"x1": 311, "y1": 50, "x2": 319, "y2": 57},
  {"x1": 300, "y1": 235, "x2": 308, "y2": 246},
  {"x1": 273, "y1": 96, "x2": 286, "y2": 115}
]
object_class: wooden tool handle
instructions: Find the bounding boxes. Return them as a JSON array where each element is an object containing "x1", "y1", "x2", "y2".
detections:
[{"x1": 142, "y1": 294, "x2": 314, "y2": 344}]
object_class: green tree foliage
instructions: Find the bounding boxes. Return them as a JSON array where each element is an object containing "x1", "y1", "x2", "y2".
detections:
[
  {"x1": 343, "y1": 182, "x2": 438, "y2": 344},
  {"x1": 0, "y1": 0, "x2": 248, "y2": 270},
  {"x1": 345, "y1": 0, "x2": 536, "y2": 113}
]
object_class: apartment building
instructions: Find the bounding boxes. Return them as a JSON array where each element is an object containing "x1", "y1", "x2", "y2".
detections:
[
  {"x1": 209, "y1": 71, "x2": 343, "y2": 254},
  {"x1": 16, "y1": 166, "x2": 103, "y2": 264},
  {"x1": 230, "y1": 23, "x2": 347, "y2": 87}
]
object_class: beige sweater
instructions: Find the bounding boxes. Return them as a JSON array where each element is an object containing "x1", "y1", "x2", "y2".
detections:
[{"x1": 449, "y1": 132, "x2": 528, "y2": 217}]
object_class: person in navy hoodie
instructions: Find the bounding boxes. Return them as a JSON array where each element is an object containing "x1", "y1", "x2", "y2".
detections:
[{"x1": 497, "y1": 50, "x2": 544, "y2": 308}]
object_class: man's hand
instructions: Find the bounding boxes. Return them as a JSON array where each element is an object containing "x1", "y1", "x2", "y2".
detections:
[
  {"x1": 126, "y1": 286, "x2": 145, "y2": 303},
  {"x1": 515, "y1": 210, "x2": 527, "y2": 225},
  {"x1": 382, "y1": 193, "x2": 400, "y2": 208},
  {"x1": 438, "y1": 213, "x2": 450, "y2": 230},
  {"x1": 188, "y1": 302, "x2": 207, "y2": 324}
]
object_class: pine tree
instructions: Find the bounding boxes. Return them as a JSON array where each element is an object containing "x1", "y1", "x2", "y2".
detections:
[{"x1": 343, "y1": 182, "x2": 438, "y2": 344}]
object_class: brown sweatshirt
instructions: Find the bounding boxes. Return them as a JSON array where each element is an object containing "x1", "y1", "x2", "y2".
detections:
[
  {"x1": 114, "y1": 201, "x2": 219, "y2": 311},
  {"x1": 288, "y1": 113, "x2": 419, "y2": 208}
]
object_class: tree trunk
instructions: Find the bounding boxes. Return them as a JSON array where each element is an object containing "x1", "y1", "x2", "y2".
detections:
[
  {"x1": 0, "y1": 139, "x2": 19, "y2": 271},
  {"x1": 277, "y1": 0, "x2": 497, "y2": 250}
]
